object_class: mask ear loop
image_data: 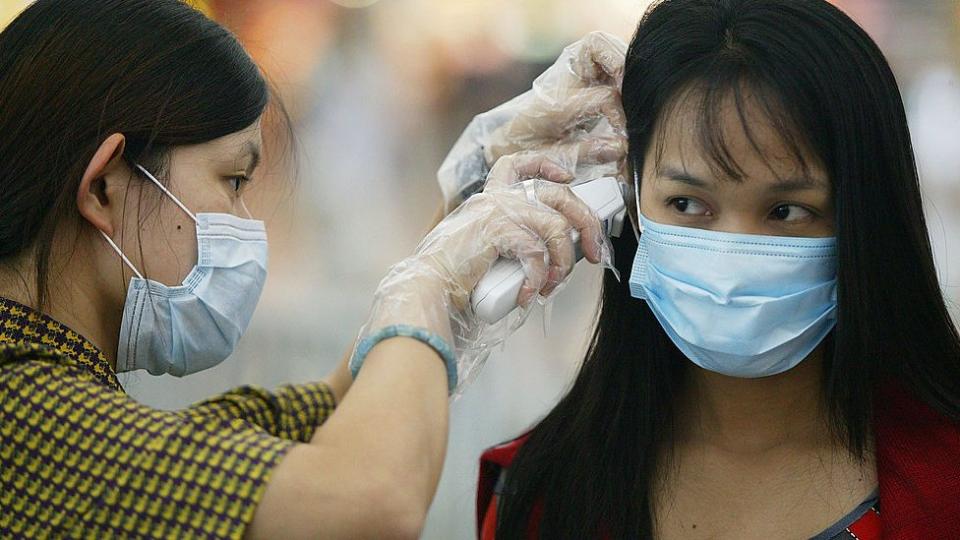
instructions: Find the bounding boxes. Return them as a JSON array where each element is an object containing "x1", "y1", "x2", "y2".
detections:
[
  {"x1": 634, "y1": 166, "x2": 643, "y2": 235},
  {"x1": 133, "y1": 164, "x2": 198, "y2": 224},
  {"x1": 100, "y1": 232, "x2": 144, "y2": 280},
  {"x1": 626, "y1": 158, "x2": 643, "y2": 242},
  {"x1": 239, "y1": 198, "x2": 254, "y2": 219},
  {"x1": 98, "y1": 163, "x2": 202, "y2": 281}
]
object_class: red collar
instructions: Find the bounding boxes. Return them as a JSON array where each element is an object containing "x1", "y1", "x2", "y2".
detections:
[{"x1": 479, "y1": 383, "x2": 960, "y2": 538}]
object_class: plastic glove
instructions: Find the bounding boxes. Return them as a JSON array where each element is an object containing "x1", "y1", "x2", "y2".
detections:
[
  {"x1": 437, "y1": 31, "x2": 628, "y2": 212},
  {"x1": 351, "y1": 154, "x2": 615, "y2": 397}
]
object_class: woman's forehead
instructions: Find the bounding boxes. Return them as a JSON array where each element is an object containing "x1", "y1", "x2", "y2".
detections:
[
  {"x1": 172, "y1": 122, "x2": 263, "y2": 167},
  {"x1": 646, "y1": 83, "x2": 829, "y2": 188}
]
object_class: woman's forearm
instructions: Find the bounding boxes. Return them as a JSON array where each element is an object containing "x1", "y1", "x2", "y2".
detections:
[
  {"x1": 314, "y1": 337, "x2": 449, "y2": 508},
  {"x1": 248, "y1": 337, "x2": 448, "y2": 539}
]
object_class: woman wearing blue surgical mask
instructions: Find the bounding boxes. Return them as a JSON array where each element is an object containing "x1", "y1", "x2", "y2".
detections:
[
  {"x1": 0, "y1": 1, "x2": 614, "y2": 538},
  {"x1": 472, "y1": 0, "x2": 960, "y2": 538}
]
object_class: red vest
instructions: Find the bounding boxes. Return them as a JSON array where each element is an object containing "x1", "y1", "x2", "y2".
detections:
[{"x1": 478, "y1": 383, "x2": 960, "y2": 539}]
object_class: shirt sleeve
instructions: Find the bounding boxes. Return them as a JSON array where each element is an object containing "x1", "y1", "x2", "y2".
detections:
[
  {"x1": 184, "y1": 380, "x2": 337, "y2": 443},
  {"x1": 0, "y1": 356, "x2": 300, "y2": 539}
]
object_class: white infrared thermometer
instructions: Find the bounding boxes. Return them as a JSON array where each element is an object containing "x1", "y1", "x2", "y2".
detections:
[{"x1": 471, "y1": 176, "x2": 627, "y2": 324}]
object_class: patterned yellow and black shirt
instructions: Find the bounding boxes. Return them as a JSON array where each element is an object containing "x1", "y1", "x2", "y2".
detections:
[{"x1": 0, "y1": 296, "x2": 337, "y2": 539}]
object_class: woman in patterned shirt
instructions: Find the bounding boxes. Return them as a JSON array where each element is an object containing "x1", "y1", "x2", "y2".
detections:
[{"x1": 0, "y1": 0, "x2": 615, "y2": 538}]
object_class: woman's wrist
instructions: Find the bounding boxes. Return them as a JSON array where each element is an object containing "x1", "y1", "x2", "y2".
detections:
[{"x1": 349, "y1": 324, "x2": 458, "y2": 394}]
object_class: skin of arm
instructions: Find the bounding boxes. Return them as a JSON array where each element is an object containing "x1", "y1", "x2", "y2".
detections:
[{"x1": 247, "y1": 336, "x2": 449, "y2": 540}]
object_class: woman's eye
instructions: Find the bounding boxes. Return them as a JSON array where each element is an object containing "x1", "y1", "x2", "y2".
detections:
[
  {"x1": 668, "y1": 197, "x2": 710, "y2": 216},
  {"x1": 770, "y1": 204, "x2": 812, "y2": 222},
  {"x1": 230, "y1": 175, "x2": 250, "y2": 192}
]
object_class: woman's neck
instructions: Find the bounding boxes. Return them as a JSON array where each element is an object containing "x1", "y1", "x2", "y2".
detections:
[
  {"x1": 0, "y1": 254, "x2": 121, "y2": 370},
  {"x1": 675, "y1": 346, "x2": 833, "y2": 454}
]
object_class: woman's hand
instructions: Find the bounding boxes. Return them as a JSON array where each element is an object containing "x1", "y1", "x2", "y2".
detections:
[
  {"x1": 437, "y1": 31, "x2": 629, "y2": 211},
  {"x1": 483, "y1": 30, "x2": 627, "y2": 165},
  {"x1": 356, "y1": 153, "x2": 610, "y2": 394}
]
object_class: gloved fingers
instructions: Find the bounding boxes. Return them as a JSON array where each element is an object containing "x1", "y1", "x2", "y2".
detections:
[
  {"x1": 576, "y1": 135, "x2": 627, "y2": 165},
  {"x1": 519, "y1": 179, "x2": 605, "y2": 265},
  {"x1": 537, "y1": 135, "x2": 626, "y2": 169},
  {"x1": 524, "y1": 85, "x2": 624, "y2": 138},
  {"x1": 554, "y1": 85, "x2": 626, "y2": 135},
  {"x1": 539, "y1": 234, "x2": 573, "y2": 297},
  {"x1": 486, "y1": 224, "x2": 550, "y2": 309},
  {"x1": 482, "y1": 154, "x2": 602, "y2": 273},
  {"x1": 483, "y1": 151, "x2": 575, "y2": 191},
  {"x1": 417, "y1": 170, "x2": 605, "y2": 308},
  {"x1": 568, "y1": 31, "x2": 627, "y2": 87},
  {"x1": 419, "y1": 243, "x2": 497, "y2": 313},
  {"x1": 492, "y1": 136, "x2": 626, "y2": 181},
  {"x1": 485, "y1": 85, "x2": 625, "y2": 163},
  {"x1": 481, "y1": 137, "x2": 625, "y2": 204},
  {"x1": 492, "y1": 191, "x2": 578, "y2": 299},
  {"x1": 484, "y1": 146, "x2": 626, "y2": 278},
  {"x1": 412, "y1": 187, "x2": 563, "y2": 310}
]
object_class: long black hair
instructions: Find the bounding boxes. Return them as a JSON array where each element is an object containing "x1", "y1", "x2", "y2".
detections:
[
  {"x1": 496, "y1": 0, "x2": 960, "y2": 537},
  {"x1": 0, "y1": 0, "x2": 283, "y2": 311}
]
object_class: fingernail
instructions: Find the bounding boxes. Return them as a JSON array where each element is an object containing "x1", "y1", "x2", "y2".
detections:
[
  {"x1": 518, "y1": 287, "x2": 532, "y2": 307},
  {"x1": 596, "y1": 141, "x2": 621, "y2": 160},
  {"x1": 547, "y1": 265, "x2": 560, "y2": 285}
]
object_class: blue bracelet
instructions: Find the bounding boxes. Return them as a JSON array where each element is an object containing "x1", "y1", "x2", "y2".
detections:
[{"x1": 349, "y1": 324, "x2": 458, "y2": 394}]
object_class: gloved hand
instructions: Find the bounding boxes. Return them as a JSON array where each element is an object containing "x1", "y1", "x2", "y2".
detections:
[
  {"x1": 351, "y1": 153, "x2": 614, "y2": 397},
  {"x1": 437, "y1": 31, "x2": 628, "y2": 212}
]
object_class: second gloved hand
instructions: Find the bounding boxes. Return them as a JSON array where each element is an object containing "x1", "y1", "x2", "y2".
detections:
[{"x1": 437, "y1": 31, "x2": 628, "y2": 212}]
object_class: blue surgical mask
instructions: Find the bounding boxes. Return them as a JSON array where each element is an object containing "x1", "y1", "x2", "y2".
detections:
[
  {"x1": 100, "y1": 164, "x2": 268, "y2": 376},
  {"x1": 627, "y1": 183, "x2": 838, "y2": 378}
]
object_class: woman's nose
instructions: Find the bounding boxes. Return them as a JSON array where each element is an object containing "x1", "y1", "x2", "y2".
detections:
[{"x1": 711, "y1": 215, "x2": 767, "y2": 236}]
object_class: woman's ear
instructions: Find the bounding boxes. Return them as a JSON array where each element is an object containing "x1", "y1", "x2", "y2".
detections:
[{"x1": 77, "y1": 133, "x2": 126, "y2": 236}]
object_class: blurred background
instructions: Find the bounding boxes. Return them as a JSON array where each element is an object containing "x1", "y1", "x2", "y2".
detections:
[{"x1": 3, "y1": 0, "x2": 959, "y2": 537}]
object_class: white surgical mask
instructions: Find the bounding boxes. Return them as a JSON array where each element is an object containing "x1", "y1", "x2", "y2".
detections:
[
  {"x1": 100, "y1": 164, "x2": 268, "y2": 376},
  {"x1": 628, "y1": 172, "x2": 838, "y2": 378}
]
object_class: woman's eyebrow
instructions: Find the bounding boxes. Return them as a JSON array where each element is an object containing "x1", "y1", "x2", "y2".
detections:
[
  {"x1": 657, "y1": 166, "x2": 826, "y2": 192},
  {"x1": 657, "y1": 167, "x2": 710, "y2": 187},
  {"x1": 238, "y1": 141, "x2": 261, "y2": 173},
  {"x1": 767, "y1": 176, "x2": 828, "y2": 193}
]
